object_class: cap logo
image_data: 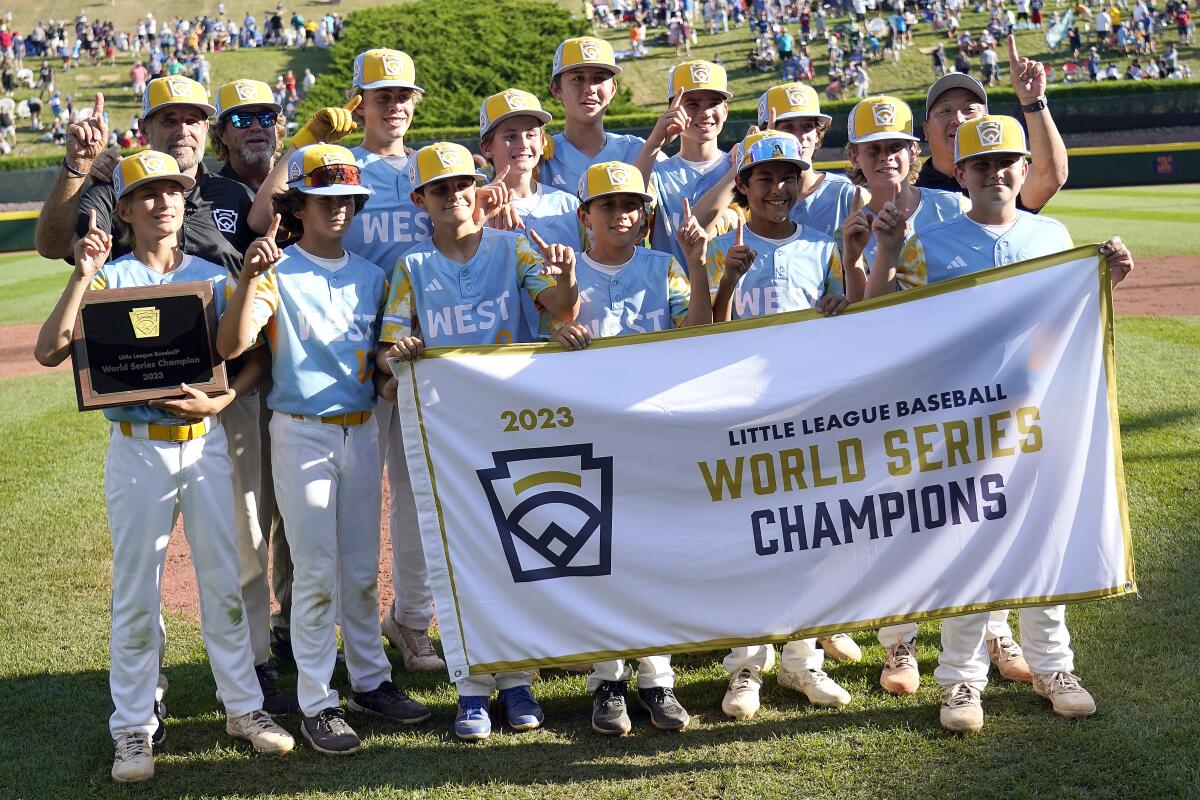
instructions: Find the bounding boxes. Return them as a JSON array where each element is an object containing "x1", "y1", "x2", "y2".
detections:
[
  {"x1": 288, "y1": 159, "x2": 302, "y2": 181},
  {"x1": 138, "y1": 152, "x2": 168, "y2": 174},
  {"x1": 434, "y1": 145, "x2": 461, "y2": 170},
  {"x1": 771, "y1": 143, "x2": 785, "y2": 158},
  {"x1": 503, "y1": 90, "x2": 527, "y2": 111},
  {"x1": 604, "y1": 163, "x2": 630, "y2": 187},
  {"x1": 757, "y1": 95, "x2": 768, "y2": 124},
  {"x1": 408, "y1": 162, "x2": 419, "y2": 184},
  {"x1": 690, "y1": 63, "x2": 711, "y2": 84},
  {"x1": 552, "y1": 50, "x2": 563, "y2": 74},
  {"x1": 976, "y1": 119, "x2": 1004, "y2": 147},
  {"x1": 320, "y1": 150, "x2": 344, "y2": 166},
  {"x1": 479, "y1": 107, "x2": 490, "y2": 132},
  {"x1": 166, "y1": 76, "x2": 193, "y2": 98},
  {"x1": 233, "y1": 80, "x2": 257, "y2": 101},
  {"x1": 871, "y1": 101, "x2": 897, "y2": 127},
  {"x1": 785, "y1": 86, "x2": 808, "y2": 107},
  {"x1": 381, "y1": 53, "x2": 403, "y2": 76},
  {"x1": 353, "y1": 58, "x2": 362, "y2": 83},
  {"x1": 579, "y1": 40, "x2": 602, "y2": 61}
]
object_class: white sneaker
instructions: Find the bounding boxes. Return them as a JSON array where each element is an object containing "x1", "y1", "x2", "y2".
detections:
[
  {"x1": 722, "y1": 666, "x2": 764, "y2": 720},
  {"x1": 111, "y1": 733, "x2": 153, "y2": 783},
  {"x1": 818, "y1": 633, "x2": 863, "y2": 662},
  {"x1": 1032, "y1": 671, "x2": 1096, "y2": 719},
  {"x1": 777, "y1": 666, "x2": 851, "y2": 708},
  {"x1": 380, "y1": 617, "x2": 446, "y2": 672},
  {"x1": 227, "y1": 709, "x2": 296, "y2": 753},
  {"x1": 939, "y1": 682, "x2": 984, "y2": 734}
]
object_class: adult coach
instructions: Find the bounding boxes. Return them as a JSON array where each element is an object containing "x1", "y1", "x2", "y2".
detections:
[{"x1": 918, "y1": 35, "x2": 1068, "y2": 211}]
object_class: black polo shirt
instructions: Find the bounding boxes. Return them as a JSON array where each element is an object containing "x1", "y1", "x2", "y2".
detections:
[
  {"x1": 916, "y1": 159, "x2": 1040, "y2": 213},
  {"x1": 218, "y1": 161, "x2": 258, "y2": 200},
  {"x1": 74, "y1": 161, "x2": 255, "y2": 275}
]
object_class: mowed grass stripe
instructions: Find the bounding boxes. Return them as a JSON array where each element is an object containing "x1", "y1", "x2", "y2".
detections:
[{"x1": 0, "y1": 254, "x2": 74, "y2": 326}]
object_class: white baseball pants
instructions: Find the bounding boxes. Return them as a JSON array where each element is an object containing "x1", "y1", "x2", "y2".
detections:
[
  {"x1": 588, "y1": 655, "x2": 674, "y2": 692},
  {"x1": 935, "y1": 606, "x2": 1074, "y2": 690},
  {"x1": 456, "y1": 670, "x2": 533, "y2": 698}
]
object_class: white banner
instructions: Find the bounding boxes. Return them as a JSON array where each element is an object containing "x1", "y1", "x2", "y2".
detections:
[{"x1": 396, "y1": 247, "x2": 1134, "y2": 680}]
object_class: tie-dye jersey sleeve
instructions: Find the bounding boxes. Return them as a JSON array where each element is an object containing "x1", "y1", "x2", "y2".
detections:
[
  {"x1": 666, "y1": 257, "x2": 691, "y2": 326},
  {"x1": 824, "y1": 245, "x2": 845, "y2": 297},
  {"x1": 379, "y1": 260, "x2": 415, "y2": 343},
  {"x1": 222, "y1": 278, "x2": 266, "y2": 350},
  {"x1": 895, "y1": 236, "x2": 929, "y2": 290},
  {"x1": 515, "y1": 234, "x2": 556, "y2": 300},
  {"x1": 247, "y1": 268, "x2": 279, "y2": 335},
  {"x1": 705, "y1": 240, "x2": 727, "y2": 305},
  {"x1": 87, "y1": 268, "x2": 107, "y2": 290}
]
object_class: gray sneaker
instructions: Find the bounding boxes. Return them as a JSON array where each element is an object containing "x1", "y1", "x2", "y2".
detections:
[
  {"x1": 591, "y1": 680, "x2": 632, "y2": 736},
  {"x1": 637, "y1": 686, "x2": 689, "y2": 732},
  {"x1": 348, "y1": 680, "x2": 431, "y2": 724},
  {"x1": 302, "y1": 707, "x2": 361, "y2": 755}
]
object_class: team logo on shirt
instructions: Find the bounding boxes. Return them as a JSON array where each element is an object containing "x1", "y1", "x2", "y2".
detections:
[
  {"x1": 478, "y1": 444, "x2": 613, "y2": 583},
  {"x1": 871, "y1": 101, "x2": 897, "y2": 127},
  {"x1": 690, "y1": 63, "x2": 711, "y2": 84},
  {"x1": 976, "y1": 119, "x2": 1004, "y2": 147},
  {"x1": 212, "y1": 208, "x2": 238, "y2": 233},
  {"x1": 578, "y1": 39, "x2": 602, "y2": 61},
  {"x1": 233, "y1": 79, "x2": 258, "y2": 101}
]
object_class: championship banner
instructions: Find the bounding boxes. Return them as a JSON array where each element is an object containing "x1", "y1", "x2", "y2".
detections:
[{"x1": 395, "y1": 246, "x2": 1135, "y2": 680}]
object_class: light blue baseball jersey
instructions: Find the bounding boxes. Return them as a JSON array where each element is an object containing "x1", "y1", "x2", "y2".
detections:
[
  {"x1": 343, "y1": 146, "x2": 432, "y2": 271},
  {"x1": 648, "y1": 153, "x2": 727, "y2": 266},
  {"x1": 247, "y1": 245, "x2": 389, "y2": 416},
  {"x1": 897, "y1": 211, "x2": 1074, "y2": 288},
  {"x1": 539, "y1": 132, "x2": 646, "y2": 194},
  {"x1": 791, "y1": 171, "x2": 860, "y2": 239},
  {"x1": 380, "y1": 227, "x2": 555, "y2": 347},
  {"x1": 858, "y1": 187, "x2": 968, "y2": 269},
  {"x1": 573, "y1": 248, "x2": 691, "y2": 338},
  {"x1": 89, "y1": 254, "x2": 233, "y2": 426},
  {"x1": 511, "y1": 184, "x2": 585, "y2": 341},
  {"x1": 706, "y1": 224, "x2": 844, "y2": 319}
]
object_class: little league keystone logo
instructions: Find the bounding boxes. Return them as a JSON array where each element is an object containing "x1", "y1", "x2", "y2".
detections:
[
  {"x1": 477, "y1": 444, "x2": 613, "y2": 583},
  {"x1": 233, "y1": 80, "x2": 258, "y2": 101},
  {"x1": 212, "y1": 208, "x2": 238, "y2": 233},
  {"x1": 871, "y1": 101, "x2": 897, "y2": 127},
  {"x1": 689, "y1": 63, "x2": 711, "y2": 84},
  {"x1": 785, "y1": 85, "x2": 809, "y2": 108},
  {"x1": 976, "y1": 120, "x2": 1005, "y2": 147}
]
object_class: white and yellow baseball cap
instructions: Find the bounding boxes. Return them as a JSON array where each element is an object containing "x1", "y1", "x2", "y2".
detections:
[
  {"x1": 847, "y1": 95, "x2": 920, "y2": 144},
  {"x1": 954, "y1": 115, "x2": 1030, "y2": 164},
  {"x1": 215, "y1": 79, "x2": 281, "y2": 119},
  {"x1": 407, "y1": 142, "x2": 485, "y2": 191},
  {"x1": 576, "y1": 161, "x2": 653, "y2": 204},
  {"x1": 551, "y1": 36, "x2": 622, "y2": 81},
  {"x1": 114, "y1": 151, "x2": 196, "y2": 199},
  {"x1": 479, "y1": 89, "x2": 553, "y2": 138},
  {"x1": 352, "y1": 48, "x2": 423, "y2": 92},
  {"x1": 757, "y1": 82, "x2": 831, "y2": 127},
  {"x1": 667, "y1": 60, "x2": 732, "y2": 101},
  {"x1": 735, "y1": 130, "x2": 810, "y2": 175},
  {"x1": 285, "y1": 144, "x2": 372, "y2": 196},
  {"x1": 142, "y1": 75, "x2": 216, "y2": 119}
]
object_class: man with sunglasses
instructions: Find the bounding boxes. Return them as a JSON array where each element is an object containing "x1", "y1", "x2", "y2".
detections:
[{"x1": 212, "y1": 79, "x2": 286, "y2": 195}]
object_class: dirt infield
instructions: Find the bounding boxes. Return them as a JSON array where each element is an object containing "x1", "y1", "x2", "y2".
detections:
[{"x1": 1, "y1": 254, "x2": 1194, "y2": 621}]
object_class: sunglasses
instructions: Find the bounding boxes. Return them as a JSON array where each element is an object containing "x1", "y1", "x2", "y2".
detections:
[
  {"x1": 227, "y1": 110, "x2": 279, "y2": 129},
  {"x1": 295, "y1": 163, "x2": 363, "y2": 188}
]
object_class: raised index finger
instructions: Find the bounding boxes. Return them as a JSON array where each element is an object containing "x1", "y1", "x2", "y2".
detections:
[
  {"x1": 681, "y1": 197, "x2": 692, "y2": 220},
  {"x1": 492, "y1": 165, "x2": 511, "y2": 184},
  {"x1": 734, "y1": 218, "x2": 744, "y2": 247},
  {"x1": 1007, "y1": 33, "x2": 1019, "y2": 65},
  {"x1": 527, "y1": 228, "x2": 550, "y2": 253},
  {"x1": 669, "y1": 89, "x2": 683, "y2": 110},
  {"x1": 343, "y1": 94, "x2": 362, "y2": 113},
  {"x1": 768, "y1": 107, "x2": 778, "y2": 130},
  {"x1": 850, "y1": 186, "x2": 863, "y2": 213},
  {"x1": 266, "y1": 213, "x2": 282, "y2": 238},
  {"x1": 92, "y1": 92, "x2": 104, "y2": 119},
  {"x1": 87, "y1": 208, "x2": 98, "y2": 231}
]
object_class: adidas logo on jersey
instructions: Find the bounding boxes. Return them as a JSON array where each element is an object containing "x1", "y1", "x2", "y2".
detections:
[
  {"x1": 947, "y1": 255, "x2": 968, "y2": 270},
  {"x1": 425, "y1": 278, "x2": 444, "y2": 292}
]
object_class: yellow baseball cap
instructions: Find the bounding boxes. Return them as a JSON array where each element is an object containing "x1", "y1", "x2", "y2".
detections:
[
  {"x1": 142, "y1": 75, "x2": 216, "y2": 119},
  {"x1": 551, "y1": 36, "x2": 622, "y2": 81},
  {"x1": 954, "y1": 115, "x2": 1030, "y2": 164},
  {"x1": 215, "y1": 79, "x2": 281, "y2": 119},
  {"x1": 667, "y1": 60, "x2": 732, "y2": 100},
  {"x1": 847, "y1": 95, "x2": 920, "y2": 144},
  {"x1": 479, "y1": 89, "x2": 553, "y2": 138},
  {"x1": 407, "y1": 142, "x2": 485, "y2": 191},
  {"x1": 576, "y1": 161, "x2": 653, "y2": 204},
  {"x1": 113, "y1": 151, "x2": 196, "y2": 199},
  {"x1": 285, "y1": 144, "x2": 372, "y2": 196},
  {"x1": 757, "y1": 82, "x2": 831, "y2": 126},
  {"x1": 352, "y1": 48, "x2": 423, "y2": 92},
  {"x1": 735, "y1": 130, "x2": 810, "y2": 175}
]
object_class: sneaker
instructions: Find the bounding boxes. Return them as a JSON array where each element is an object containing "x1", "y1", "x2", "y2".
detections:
[
  {"x1": 152, "y1": 674, "x2": 168, "y2": 747},
  {"x1": 454, "y1": 695, "x2": 492, "y2": 741},
  {"x1": 270, "y1": 626, "x2": 294, "y2": 667},
  {"x1": 637, "y1": 686, "x2": 689, "y2": 732},
  {"x1": 592, "y1": 680, "x2": 632, "y2": 736},
  {"x1": 380, "y1": 617, "x2": 447, "y2": 672},
  {"x1": 777, "y1": 666, "x2": 851, "y2": 708},
  {"x1": 939, "y1": 682, "x2": 984, "y2": 734},
  {"x1": 988, "y1": 636, "x2": 1033, "y2": 683},
  {"x1": 880, "y1": 639, "x2": 920, "y2": 695},
  {"x1": 227, "y1": 709, "x2": 295, "y2": 753},
  {"x1": 1032, "y1": 671, "x2": 1097, "y2": 719},
  {"x1": 722, "y1": 667, "x2": 763, "y2": 720},
  {"x1": 348, "y1": 680, "x2": 431, "y2": 724},
  {"x1": 302, "y1": 707, "x2": 361, "y2": 755},
  {"x1": 112, "y1": 733, "x2": 153, "y2": 783},
  {"x1": 497, "y1": 685, "x2": 544, "y2": 731},
  {"x1": 257, "y1": 663, "x2": 300, "y2": 715},
  {"x1": 818, "y1": 633, "x2": 863, "y2": 662}
]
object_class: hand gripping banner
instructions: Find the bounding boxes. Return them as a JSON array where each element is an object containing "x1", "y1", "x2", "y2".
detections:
[{"x1": 395, "y1": 246, "x2": 1135, "y2": 680}]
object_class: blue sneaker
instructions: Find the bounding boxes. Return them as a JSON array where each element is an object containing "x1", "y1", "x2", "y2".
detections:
[
  {"x1": 497, "y1": 686, "x2": 544, "y2": 731},
  {"x1": 454, "y1": 696, "x2": 492, "y2": 741}
]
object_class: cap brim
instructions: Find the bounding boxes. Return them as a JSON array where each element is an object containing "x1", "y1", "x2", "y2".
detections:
[
  {"x1": 925, "y1": 74, "x2": 988, "y2": 117},
  {"x1": 218, "y1": 101, "x2": 283, "y2": 118},
  {"x1": 118, "y1": 173, "x2": 196, "y2": 198},
  {"x1": 297, "y1": 184, "x2": 374, "y2": 195},
  {"x1": 849, "y1": 131, "x2": 921, "y2": 143},
  {"x1": 954, "y1": 146, "x2": 1029, "y2": 164},
  {"x1": 358, "y1": 79, "x2": 425, "y2": 92},
  {"x1": 552, "y1": 63, "x2": 622, "y2": 80},
  {"x1": 146, "y1": 101, "x2": 217, "y2": 118},
  {"x1": 412, "y1": 171, "x2": 487, "y2": 191},
  {"x1": 481, "y1": 108, "x2": 553, "y2": 137}
]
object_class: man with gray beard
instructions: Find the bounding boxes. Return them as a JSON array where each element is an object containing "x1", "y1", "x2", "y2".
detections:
[{"x1": 210, "y1": 79, "x2": 286, "y2": 194}]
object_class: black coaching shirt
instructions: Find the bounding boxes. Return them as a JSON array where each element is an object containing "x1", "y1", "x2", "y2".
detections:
[
  {"x1": 73, "y1": 162, "x2": 255, "y2": 275},
  {"x1": 916, "y1": 159, "x2": 1041, "y2": 213}
]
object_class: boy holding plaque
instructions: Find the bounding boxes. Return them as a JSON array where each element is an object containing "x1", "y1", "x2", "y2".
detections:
[{"x1": 33, "y1": 150, "x2": 294, "y2": 784}]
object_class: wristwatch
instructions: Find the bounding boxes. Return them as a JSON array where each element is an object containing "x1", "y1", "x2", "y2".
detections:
[{"x1": 1020, "y1": 96, "x2": 1047, "y2": 113}]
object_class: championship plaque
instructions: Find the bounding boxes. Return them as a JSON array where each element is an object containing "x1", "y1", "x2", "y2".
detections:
[{"x1": 71, "y1": 281, "x2": 228, "y2": 410}]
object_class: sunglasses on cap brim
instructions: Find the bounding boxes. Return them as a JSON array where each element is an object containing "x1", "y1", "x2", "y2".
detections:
[
  {"x1": 290, "y1": 163, "x2": 363, "y2": 189},
  {"x1": 228, "y1": 109, "x2": 279, "y2": 129}
]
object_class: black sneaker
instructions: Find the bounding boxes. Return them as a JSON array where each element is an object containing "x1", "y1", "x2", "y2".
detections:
[
  {"x1": 348, "y1": 680, "x2": 431, "y2": 724},
  {"x1": 256, "y1": 663, "x2": 300, "y2": 715},
  {"x1": 637, "y1": 686, "x2": 689, "y2": 732},
  {"x1": 151, "y1": 702, "x2": 166, "y2": 747},
  {"x1": 270, "y1": 627, "x2": 294, "y2": 668},
  {"x1": 302, "y1": 707, "x2": 361, "y2": 755},
  {"x1": 592, "y1": 680, "x2": 632, "y2": 736}
]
